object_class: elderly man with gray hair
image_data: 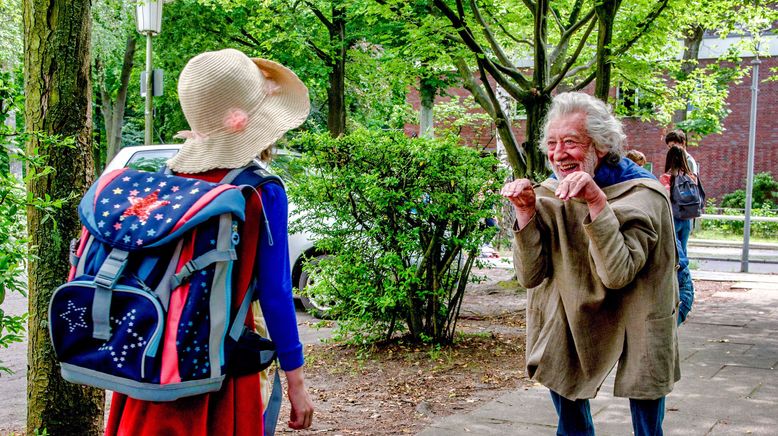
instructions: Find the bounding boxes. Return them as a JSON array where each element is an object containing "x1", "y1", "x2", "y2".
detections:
[{"x1": 502, "y1": 92, "x2": 680, "y2": 435}]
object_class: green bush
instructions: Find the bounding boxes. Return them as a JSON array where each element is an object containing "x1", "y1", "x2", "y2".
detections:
[
  {"x1": 720, "y1": 172, "x2": 778, "y2": 209},
  {"x1": 287, "y1": 130, "x2": 504, "y2": 345},
  {"x1": 702, "y1": 201, "x2": 778, "y2": 240},
  {"x1": 1, "y1": 70, "x2": 68, "y2": 374}
]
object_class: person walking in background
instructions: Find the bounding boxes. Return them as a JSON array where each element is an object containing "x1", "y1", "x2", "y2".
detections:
[
  {"x1": 502, "y1": 92, "x2": 679, "y2": 436},
  {"x1": 661, "y1": 146, "x2": 702, "y2": 325},
  {"x1": 105, "y1": 48, "x2": 314, "y2": 435},
  {"x1": 660, "y1": 146, "x2": 698, "y2": 259},
  {"x1": 665, "y1": 130, "x2": 698, "y2": 175}
]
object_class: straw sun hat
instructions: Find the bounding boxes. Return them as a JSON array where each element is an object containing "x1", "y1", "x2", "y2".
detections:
[{"x1": 167, "y1": 48, "x2": 310, "y2": 173}]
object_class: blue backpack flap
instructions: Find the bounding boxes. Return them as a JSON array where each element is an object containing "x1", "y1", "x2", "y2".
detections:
[
  {"x1": 671, "y1": 172, "x2": 705, "y2": 220},
  {"x1": 49, "y1": 168, "x2": 255, "y2": 401}
]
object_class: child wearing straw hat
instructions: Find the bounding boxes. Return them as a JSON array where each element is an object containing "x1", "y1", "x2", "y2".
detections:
[{"x1": 105, "y1": 48, "x2": 314, "y2": 435}]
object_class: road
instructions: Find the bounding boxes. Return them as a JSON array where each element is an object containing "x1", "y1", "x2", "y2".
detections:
[{"x1": 687, "y1": 238, "x2": 778, "y2": 274}]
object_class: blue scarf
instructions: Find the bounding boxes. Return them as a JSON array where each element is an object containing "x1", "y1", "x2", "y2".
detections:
[{"x1": 549, "y1": 157, "x2": 656, "y2": 187}]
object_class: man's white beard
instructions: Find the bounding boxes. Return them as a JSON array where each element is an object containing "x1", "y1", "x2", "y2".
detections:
[{"x1": 553, "y1": 146, "x2": 599, "y2": 181}]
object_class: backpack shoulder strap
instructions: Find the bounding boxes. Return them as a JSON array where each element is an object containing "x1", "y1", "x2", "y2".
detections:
[{"x1": 219, "y1": 160, "x2": 284, "y2": 188}]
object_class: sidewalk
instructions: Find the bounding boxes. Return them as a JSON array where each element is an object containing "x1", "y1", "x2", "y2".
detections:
[{"x1": 419, "y1": 271, "x2": 778, "y2": 435}]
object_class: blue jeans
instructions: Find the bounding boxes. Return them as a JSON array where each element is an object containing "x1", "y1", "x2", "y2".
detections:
[
  {"x1": 550, "y1": 390, "x2": 666, "y2": 436},
  {"x1": 677, "y1": 265, "x2": 694, "y2": 325},
  {"x1": 673, "y1": 218, "x2": 692, "y2": 259}
]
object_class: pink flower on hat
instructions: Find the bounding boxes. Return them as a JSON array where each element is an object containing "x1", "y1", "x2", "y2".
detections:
[{"x1": 224, "y1": 108, "x2": 249, "y2": 133}]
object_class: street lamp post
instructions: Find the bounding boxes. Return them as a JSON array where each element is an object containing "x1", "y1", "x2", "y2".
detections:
[{"x1": 135, "y1": 0, "x2": 164, "y2": 145}]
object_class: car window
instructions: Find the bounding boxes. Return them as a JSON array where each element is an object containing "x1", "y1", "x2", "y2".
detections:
[{"x1": 126, "y1": 150, "x2": 178, "y2": 172}]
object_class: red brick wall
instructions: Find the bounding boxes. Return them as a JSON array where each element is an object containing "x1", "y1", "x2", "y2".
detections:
[
  {"x1": 406, "y1": 57, "x2": 778, "y2": 203},
  {"x1": 624, "y1": 56, "x2": 778, "y2": 202}
]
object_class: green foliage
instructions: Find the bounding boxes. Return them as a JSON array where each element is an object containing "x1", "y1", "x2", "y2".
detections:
[
  {"x1": 701, "y1": 203, "x2": 778, "y2": 240},
  {"x1": 720, "y1": 172, "x2": 778, "y2": 209},
  {"x1": 287, "y1": 130, "x2": 504, "y2": 344},
  {"x1": 0, "y1": 0, "x2": 21, "y2": 65},
  {"x1": 702, "y1": 173, "x2": 778, "y2": 240},
  {"x1": 432, "y1": 95, "x2": 493, "y2": 147},
  {"x1": 0, "y1": 73, "x2": 68, "y2": 374}
]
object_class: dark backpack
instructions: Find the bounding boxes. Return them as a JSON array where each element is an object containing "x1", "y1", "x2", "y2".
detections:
[
  {"x1": 49, "y1": 164, "x2": 281, "y2": 402},
  {"x1": 671, "y1": 172, "x2": 705, "y2": 220}
]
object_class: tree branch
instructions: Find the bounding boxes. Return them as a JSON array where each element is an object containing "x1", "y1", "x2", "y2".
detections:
[
  {"x1": 550, "y1": 7, "x2": 595, "y2": 70},
  {"x1": 572, "y1": 70, "x2": 596, "y2": 91},
  {"x1": 433, "y1": 0, "x2": 531, "y2": 94},
  {"x1": 224, "y1": 16, "x2": 264, "y2": 47},
  {"x1": 484, "y1": 6, "x2": 533, "y2": 48},
  {"x1": 563, "y1": 59, "x2": 595, "y2": 78},
  {"x1": 306, "y1": 1, "x2": 334, "y2": 31},
  {"x1": 469, "y1": 0, "x2": 516, "y2": 68},
  {"x1": 566, "y1": 0, "x2": 585, "y2": 27},
  {"x1": 546, "y1": 17, "x2": 596, "y2": 93},
  {"x1": 307, "y1": 38, "x2": 332, "y2": 64},
  {"x1": 612, "y1": 0, "x2": 669, "y2": 57},
  {"x1": 455, "y1": 57, "x2": 495, "y2": 117},
  {"x1": 549, "y1": 5, "x2": 564, "y2": 33}
]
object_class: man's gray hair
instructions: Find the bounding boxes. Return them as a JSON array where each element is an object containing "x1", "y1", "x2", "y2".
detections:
[{"x1": 539, "y1": 92, "x2": 626, "y2": 158}]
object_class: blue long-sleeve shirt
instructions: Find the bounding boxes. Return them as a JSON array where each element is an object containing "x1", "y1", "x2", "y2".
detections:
[{"x1": 255, "y1": 182, "x2": 305, "y2": 371}]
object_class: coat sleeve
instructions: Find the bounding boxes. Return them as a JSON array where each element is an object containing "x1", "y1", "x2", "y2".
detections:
[
  {"x1": 583, "y1": 191, "x2": 660, "y2": 289},
  {"x1": 512, "y1": 213, "x2": 549, "y2": 289},
  {"x1": 255, "y1": 183, "x2": 304, "y2": 371}
]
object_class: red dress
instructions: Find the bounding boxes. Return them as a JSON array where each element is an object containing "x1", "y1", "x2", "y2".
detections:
[{"x1": 105, "y1": 169, "x2": 265, "y2": 436}]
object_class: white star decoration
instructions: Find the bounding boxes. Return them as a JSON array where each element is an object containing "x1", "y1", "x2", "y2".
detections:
[
  {"x1": 60, "y1": 300, "x2": 88, "y2": 333},
  {"x1": 100, "y1": 309, "x2": 147, "y2": 371}
]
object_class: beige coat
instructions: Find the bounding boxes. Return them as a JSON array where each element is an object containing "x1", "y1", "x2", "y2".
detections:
[{"x1": 513, "y1": 178, "x2": 680, "y2": 400}]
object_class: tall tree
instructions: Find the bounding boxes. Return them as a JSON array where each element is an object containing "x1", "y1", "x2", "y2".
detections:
[
  {"x1": 92, "y1": 0, "x2": 138, "y2": 165},
  {"x1": 427, "y1": 0, "x2": 670, "y2": 178},
  {"x1": 23, "y1": 0, "x2": 103, "y2": 434}
]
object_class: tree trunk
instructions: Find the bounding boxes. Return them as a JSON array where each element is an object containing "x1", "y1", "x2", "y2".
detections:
[
  {"x1": 672, "y1": 24, "x2": 704, "y2": 124},
  {"x1": 521, "y1": 93, "x2": 552, "y2": 180},
  {"x1": 594, "y1": 0, "x2": 622, "y2": 101},
  {"x1": 419, "y1": 77, "x2": 435, "y2": 138},
  {"x1": 327, "y1": 5, "x2": 346, "y2": 137},
  {"x1": 105, "y1": 36, "x2": 137, "y2": 164},
  {"x1": 23, "y1": 0, "x2": 103, "y2": 434}
]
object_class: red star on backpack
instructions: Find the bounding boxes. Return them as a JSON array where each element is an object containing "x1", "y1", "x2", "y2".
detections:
[{"x1": 121, "y1": 190, "x2": 170, "y2": 224}]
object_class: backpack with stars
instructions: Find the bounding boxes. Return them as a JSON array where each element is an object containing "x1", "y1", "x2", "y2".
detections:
[{"x1": 48, "y1": 165, "x2": 280, "y2": 402}]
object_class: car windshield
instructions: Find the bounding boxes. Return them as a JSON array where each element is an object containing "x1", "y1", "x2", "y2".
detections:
[
  {"x1": 120, "y1": 147, "x2": 305, "y2": 185},
  {"x1": 126, "y1": 150, "x2": 178, "y2": 172}
]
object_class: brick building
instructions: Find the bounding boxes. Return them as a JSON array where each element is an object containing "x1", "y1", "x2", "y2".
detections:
[{"x1": 406, "y1": 36, "x2": 778, "y2": 203}]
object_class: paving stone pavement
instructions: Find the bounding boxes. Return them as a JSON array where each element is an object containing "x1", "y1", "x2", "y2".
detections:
[{"x1": 419, "y1": 271, "x2": 778, "y2": 436}]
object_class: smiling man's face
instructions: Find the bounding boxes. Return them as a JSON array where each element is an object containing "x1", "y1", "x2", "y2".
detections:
[{"x1": 545, "y1": 112, "x2": 605, "y2": 180}]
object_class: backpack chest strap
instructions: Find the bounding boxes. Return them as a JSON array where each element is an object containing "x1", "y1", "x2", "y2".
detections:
[{"x1": 92, "y1": 248, "x2": 129, "y2": 340}]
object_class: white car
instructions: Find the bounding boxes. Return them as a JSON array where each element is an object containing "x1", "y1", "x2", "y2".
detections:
[{"x1": 105, "y1": 144, "x2": 330, "y2": 315}]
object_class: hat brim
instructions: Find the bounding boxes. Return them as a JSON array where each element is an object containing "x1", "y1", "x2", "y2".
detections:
[{"x1": 168, "y1": 57, "x2": 310, "y2": 174}]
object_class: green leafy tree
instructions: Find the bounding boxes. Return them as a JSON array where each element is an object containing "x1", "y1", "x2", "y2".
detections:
[
  {"x1": 92, "y1": 0, "x2": 137, "y2": 165},
  {"x1": 288, "y1": 130, "x2": 504, "y2": 344},
  {"x1": 408, "y1": 0, "x2": 674, "y2": 179},
  {"x1": 0, "y1": 68, "x2": 26, "y2": 374}
]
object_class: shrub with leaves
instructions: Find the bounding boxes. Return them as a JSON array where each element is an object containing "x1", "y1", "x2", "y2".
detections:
[
  {"x1": 287, "y1": 130, "x2": 504, "y2": 344},
  {"x1": 720, "y1": 172, "x2": 778, "y2": 210},
  {"x1": 1, "y1": 69, "x2": 68, "y2": 374}
]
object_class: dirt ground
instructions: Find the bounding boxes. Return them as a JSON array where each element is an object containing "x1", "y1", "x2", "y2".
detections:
[
  {"x1": 275, "y1": 267, "x2": 532, "y2": 435},
  {"x1": 273, "y1": 268, "x2": 739, "y2": 435}
]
